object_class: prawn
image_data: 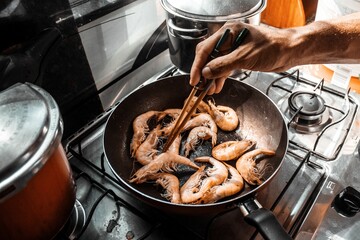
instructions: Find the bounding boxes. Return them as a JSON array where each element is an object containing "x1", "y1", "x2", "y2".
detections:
[
  {"x1": 211, "y1": 140, "x2": 256, "y2": 161},
  {"x1": 167, "y1": 134, "x2": 181, "y2": 155},
  {"x1": 130, "y1": 110, "x2": 166, "y2": 157},
  {"x1": 181, "y1": 157, "x2": 228, "y2": 203},
  {"x1": 160, "y1": 120, "x2": 176, "y2": 136},
  {"x1": 195, "y1": 156, "x2": 228, "y2": 191},
  {"x1": 130, "y1": 152, "x2": 199, "y2": 184},
  {"x1": 196, "y1": 163, "x2": 244, "y2": 204},
  {"x1": 144, "y1": 173, "x2": 182, "y2": 204},
  {"x1": 163, "y1": 108, "x2": 182, "y2": 119},
  {"x1": 187, "y1": 96, "x2": 212, "y2": 115},
  {"x1": 236, "y1": 148, "x2": 275, "y2": 185},
  {"x1": 179, "y1": 166, "x2": 207, "y2": 204},
  {"x1": 160, "y1": 110, "x2": 215, "y2": 136},
  {"x1": 184, "y1": 126, "x2": 217, "y2": 157},
  {"x1": 182, "y1": 113, "x2": 218, "y2": 134},
  {"x1": 208, "y1": 99, "x2": 239, "y2": 131},
  {"x1": 150, "y1": 109, "x2": 181, "y2": 136},
  {"x1": 135, "y1": 126, "x2": 162, "y2": 165}
]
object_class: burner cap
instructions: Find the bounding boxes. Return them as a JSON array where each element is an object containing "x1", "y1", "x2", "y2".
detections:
[
  {"x1": 289, "y1": 91, "x2": 326, "y2": 120},
  {"x1": 280, "y1": 91, "x2": 332, "y2": 133},
  {"x1": 57, "y1": 199, "x2": 86, "y2": 240}
]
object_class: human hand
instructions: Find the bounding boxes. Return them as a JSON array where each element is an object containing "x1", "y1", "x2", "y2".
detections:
[{"x1": 189, "y1": 21, "x2": 292, "y2": 94}]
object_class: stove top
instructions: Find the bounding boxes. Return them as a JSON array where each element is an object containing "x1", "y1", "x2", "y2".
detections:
[{"x1": 60, "y1": 54, "x2": 360, "y2": 240}]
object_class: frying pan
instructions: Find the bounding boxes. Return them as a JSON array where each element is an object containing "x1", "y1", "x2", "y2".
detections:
[{"x1": 104, "y1": 75, "x2": 290, "y2": 239}]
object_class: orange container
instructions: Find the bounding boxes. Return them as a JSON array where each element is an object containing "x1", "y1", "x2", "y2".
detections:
[
  {"x1": 0, "y1": 83, "x2": 76, "y2": 240},
  {"x1": 0, "y1": 144, "x2": 76, "y2": 240}
]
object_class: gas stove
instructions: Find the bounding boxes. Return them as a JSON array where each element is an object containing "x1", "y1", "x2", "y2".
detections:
[{"x1": 59, "y1": 52, "x2": 360, "y2": 240}]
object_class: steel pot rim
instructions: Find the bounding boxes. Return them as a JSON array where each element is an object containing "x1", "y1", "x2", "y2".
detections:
[{"x1": 160, "y1": 0, "x2": 267, "y2": 22}]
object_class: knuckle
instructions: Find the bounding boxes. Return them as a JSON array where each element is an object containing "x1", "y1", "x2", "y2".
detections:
[{"x1": 195, "y1": 43, "x2": 205, "y2": 54}]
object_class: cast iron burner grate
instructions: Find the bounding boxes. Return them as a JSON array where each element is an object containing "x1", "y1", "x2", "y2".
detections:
[{"x1": 265, "y1": 69, "x2": 357, "y2": 160}]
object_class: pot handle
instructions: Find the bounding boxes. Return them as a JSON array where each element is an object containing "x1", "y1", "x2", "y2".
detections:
[
  {"x1": 239, "y1": 198, "x2": 293, "y2": 240},
  {"x1": 167, "y1": 18, "x2": 207, "y2": 39}
]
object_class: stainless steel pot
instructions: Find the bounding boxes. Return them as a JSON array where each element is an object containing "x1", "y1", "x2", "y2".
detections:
[{"x1": 160, "y1": 0, "x2": 267, "y2": 73}]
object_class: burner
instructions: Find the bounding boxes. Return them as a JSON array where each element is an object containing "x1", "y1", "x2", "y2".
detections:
[
  {"x1": 57, "y1": 199, "x2": 86, "y2": 240},
  {"x1": 289, "y1": 91, "x2": 326, "y2": 121},
  {"x1": 286, "y1": 91, "x2": 331, "y2": 133}
]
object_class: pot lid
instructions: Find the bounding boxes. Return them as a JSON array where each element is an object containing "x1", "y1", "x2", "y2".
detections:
[
  {"x1": 0, "y1": 83, "x2": 62, "y2": 199},
  {"x1": 161, "y1": 0, "x2": 266, "y2": 21}
]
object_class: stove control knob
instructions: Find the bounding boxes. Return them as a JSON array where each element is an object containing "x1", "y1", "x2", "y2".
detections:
[{"x1": 332, "y1": 186, "x2": 360, "y2": 217}]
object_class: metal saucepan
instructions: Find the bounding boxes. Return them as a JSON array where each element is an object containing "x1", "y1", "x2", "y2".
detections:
[
  {"x1": 104, "y1": 75, "x2": 291, "y2": 239},
  {"x1": 160, "y1": 0, "x2": 266, "y2": 73}
]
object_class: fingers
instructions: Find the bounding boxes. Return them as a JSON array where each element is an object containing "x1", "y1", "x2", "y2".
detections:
[
  {"x1": 193, "y1": 57, "x2": 232, "y2": 95},
  {"x1": 189, "y1": 34, "x2": 222, "y2": 87},
  {"x1": 205, "y1": 76, "x2": 228, "y2": 95},
  {"x1": 213, "y1": 77, "x2": 227, "y2": 94},
  {"x1": 190, "y1": 22, "x2": 248, "y2": 93},
  {"x1": 190, "y1": 44, "x2": 236, "y2": 95},
  {"x1": 202, "y1": 55, "x2": 235, "y2": 79}
]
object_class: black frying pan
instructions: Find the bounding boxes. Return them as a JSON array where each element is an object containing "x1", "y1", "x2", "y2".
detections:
[{"x1": 104, "y1": 75, "x2": 291, "y2": 239}]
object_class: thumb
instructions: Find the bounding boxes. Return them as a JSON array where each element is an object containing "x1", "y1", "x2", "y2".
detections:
[
  {"x1": 202, "y1": 56, "x2": 234, "y2": 79},
  {"x1": 201, "y1": 66, "x2": 213, "y2": 79}
]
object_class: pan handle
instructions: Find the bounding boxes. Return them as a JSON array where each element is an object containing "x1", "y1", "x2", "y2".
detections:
[{"x1": 239, "y1": 198, "x2": 293, "y2": 240}]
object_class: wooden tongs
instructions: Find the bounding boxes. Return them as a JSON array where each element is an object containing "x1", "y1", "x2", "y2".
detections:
[{"x1": 162, "y1": 28, "x2": 249, "y2": 152}]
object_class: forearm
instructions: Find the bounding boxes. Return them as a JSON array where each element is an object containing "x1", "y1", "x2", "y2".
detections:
[
  {"x1": 190, "y1": 12, "x2": 360, "y2": 93},
  {"x1": 285, "y1": 12, "x2": 360, "y2": 67}
]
